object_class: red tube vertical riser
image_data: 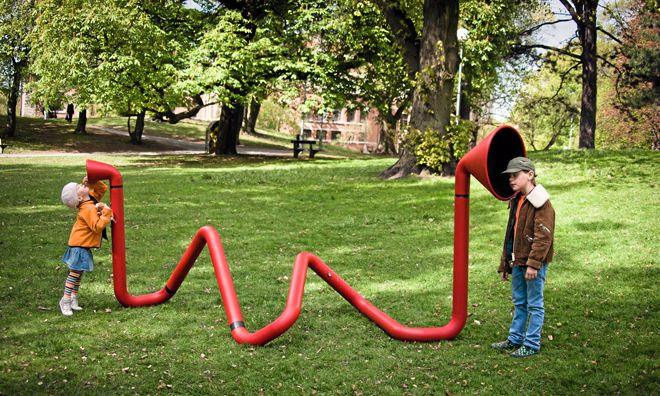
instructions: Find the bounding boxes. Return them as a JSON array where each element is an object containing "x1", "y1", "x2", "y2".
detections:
[
  {"x1": 109, "y1": 181, "x2": 129, "y2": 306},
  {"x1": 450, "y1": 163, "x2": 471, "y2": 337},
  {"x1": 86, "y1": 160, "x2": 170, "y2": 307},
  {"x1": 86, "y1": 160, "x2": 128, "y2": 306}
]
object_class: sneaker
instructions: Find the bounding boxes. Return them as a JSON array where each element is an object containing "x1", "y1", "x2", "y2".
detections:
[
  {"x1": 70, "y1": 296, "x2": 83, "y2": 311},
  {"x1": 511, "y1": 345, "x2": 539, "y2": 358},
  {"x1": 491, "y1": 339, "x2": 521, "y2": 350},
  {"x1": 59, "y1": 297, "x2": 73, "y2": 316}
]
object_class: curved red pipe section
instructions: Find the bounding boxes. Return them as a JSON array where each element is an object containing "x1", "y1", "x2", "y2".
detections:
[{"x1": 86, "y1": 125, "x2": 525, "y2": 345}]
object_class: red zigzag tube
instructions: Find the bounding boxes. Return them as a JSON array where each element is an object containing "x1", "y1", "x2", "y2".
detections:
[{"x1": 87, "y1": 125, "x2": 525, "y2": 346}]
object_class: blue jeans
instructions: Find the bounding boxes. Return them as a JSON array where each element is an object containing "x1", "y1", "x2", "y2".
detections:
[{"x1": 507, "y1": 264, "x2": 548, "y2": 351}]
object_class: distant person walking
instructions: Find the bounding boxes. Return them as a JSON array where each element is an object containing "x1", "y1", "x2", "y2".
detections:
[{"x1": 65, "y1": 103, "x2": 75, "y2": 123}]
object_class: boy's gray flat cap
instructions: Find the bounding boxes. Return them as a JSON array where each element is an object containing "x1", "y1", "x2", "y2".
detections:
[{"x1": 502, "y1": 157, "x2": 535, "y2": 174}]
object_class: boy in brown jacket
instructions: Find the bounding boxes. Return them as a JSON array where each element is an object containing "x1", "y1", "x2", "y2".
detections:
[{"x1": 491, "y1": 157, "x2": 555, "y2": 357}]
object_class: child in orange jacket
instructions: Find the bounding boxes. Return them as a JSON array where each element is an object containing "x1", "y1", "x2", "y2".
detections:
[{"x1": 59, "y1": 176, "x2": 113, "y2": 316}]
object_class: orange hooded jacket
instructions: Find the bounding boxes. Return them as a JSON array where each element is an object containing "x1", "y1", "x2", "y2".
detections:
[{"x1": 67, "y1": 181, "x2": 113, "y2": 248}]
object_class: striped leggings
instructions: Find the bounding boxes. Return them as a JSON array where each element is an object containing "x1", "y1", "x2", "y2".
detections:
[{"x1": 63, "y1": 270, "x2": 84, "y2": 298}]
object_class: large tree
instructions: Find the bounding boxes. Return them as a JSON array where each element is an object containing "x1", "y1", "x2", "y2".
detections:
[
  {"x1": 377, "y1": 0, "x2": 460, "y2": 177},
  {"x1": 284, "y1": 0, "x2": 413, "y2": 155},
  {"x1": 557, "y1": 0, "x2": 599, "y2": 149},
  {"x1": 29, "y1": 0, "x2": 205, "y2": 141},
  {"x1": 515, "y1": 0, "x2": 605, "y2": 149},
  {"x1": 182, "y1": 1, "x2": 309, "y2": 155},
  {"x1": 0, "y1": 0, "x2": 35, "y2": 137},
  {"x1": 296, "y1": 0, "x2": 536, "y2": 168}
]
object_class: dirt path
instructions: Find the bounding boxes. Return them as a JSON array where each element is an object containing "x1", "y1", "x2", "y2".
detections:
[{"x1": 1, "y1": 124, "x2": 297, "y2": 158}]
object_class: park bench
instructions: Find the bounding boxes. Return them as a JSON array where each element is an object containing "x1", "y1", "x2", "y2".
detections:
[
  {"x1": 291, "y1": 135, "x2": 323, "y2": 158},
  {"x1": 0, "y1": 138, "x2": 9, "y2": 154}
]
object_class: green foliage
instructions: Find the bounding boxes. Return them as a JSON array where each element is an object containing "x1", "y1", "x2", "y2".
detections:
[
  {"x1": 0, "y1": 149, "x2": 658, "y2": 394},
  {"x1": 0, "y1": 0, "x2": 34, "y2": 79},
  {"x1": 254, "y1": 98, "x2": 299, "y2": 133},
  {"x1": 510, "y1": 52, "x2": 581, "y2": 150},
  {"x1": 179, "y1": 9, "x2": 297, "y2": 106},
  {"x1": 0, "y1": 0, "x2": 35, "y2": 111},
  {"x1": 404, "y1": 119, "x2": 473, "y2": 170},
  {"x1": 299, "y1": 0, "x2": 412, "y2": 117},
  {"x1": 459, "y1": 0, "x2": 540, "y2": 107},
  {"x1": 28, "y1": 0, "x2": 194, "y2": 113},
  {"x1": 598, "y1": 0, "x2": 659, "y2": 149}
]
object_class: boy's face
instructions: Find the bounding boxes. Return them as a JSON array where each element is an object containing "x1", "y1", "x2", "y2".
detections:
[{"x1": 508, "y1": 171, "x2": 535, "y2": 194}]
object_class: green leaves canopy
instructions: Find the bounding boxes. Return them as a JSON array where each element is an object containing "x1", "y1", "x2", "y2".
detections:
[{"x1": 29, "y1": 0, "x2": 193, "y2": 113}]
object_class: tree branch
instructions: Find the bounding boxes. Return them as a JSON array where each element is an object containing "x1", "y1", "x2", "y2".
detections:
[
  {"x1": 598, "y1": 26, "x2": 623, "y2": 44},
  {"x1": 149, "y1": 94, "x2": 217, "y2": 124},
  {"x1": 513, "y1": 44, "x2": 582, "y2": 60},
  {"x1": 557, "y1": 0, "x2": 580, "y2": 24},
  {"x1": 550, "y1": 61, "x2": 581, "y2": 100},
  {"x1": 597, "y1": 53, "x2": 620, "y2": 73},
  {"x1": 374, "y1": 1, "x2": 420, "y2": 78},
  {"x1": 518, "y1": 18, "x2": 574, "y2": 37}
]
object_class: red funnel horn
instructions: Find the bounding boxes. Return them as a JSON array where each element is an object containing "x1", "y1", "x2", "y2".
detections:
[{"x1": 457, "y1": 125, "x2": 526, "y2": 200}]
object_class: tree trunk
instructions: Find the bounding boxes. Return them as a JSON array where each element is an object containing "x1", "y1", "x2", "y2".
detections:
[
  {"x1": 381, "y1": 0, "x2": 460, "y2": 178},
  {"x1": 211, "y1": 102, "x2": 244, "y2": 155},
  {"x1": 578, "y1": 0, "x2": 597, "y2": 149},
  {"x1": 378, "y1": 121, "x2": 398, "y2": 155},
  {"x1": 3, "y1": 62, "x2": 21, "y2": 137},
  {"x1": 129, "y1": 110, "x2": 145, "y2": 145},
  {"x1": 382, "y1": 150, "x2": 423, "y2": 178},
  {"x1": 206, "y1": 120, "x2": 218, "y2": 153},
  {"x1": 244, "y1": 98, "x2": 261, "y2": 135},
  {"x1": 74, "y1": 109, "x2": 87, "y2": 134}
]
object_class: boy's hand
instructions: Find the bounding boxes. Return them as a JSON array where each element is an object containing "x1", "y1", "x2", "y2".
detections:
[
  {"x1": 525, "y1": 267, "x2": 538, "y2": 280},
  {"x1": 82, "y1": 176, "x2": 89, "y2": 186}
]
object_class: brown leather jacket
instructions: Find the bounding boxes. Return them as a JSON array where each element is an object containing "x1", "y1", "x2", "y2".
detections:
[{"x1": 499, "y1": 185, "x2": 555, "y2": 272}]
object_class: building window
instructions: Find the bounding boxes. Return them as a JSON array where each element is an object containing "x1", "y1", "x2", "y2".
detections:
[
  {"x1": 359, "y1": 109, "x2": 369, "y2": 123},
  {"x1": 332, "y1": 110, "x2": 342, "y2": 122},
  {"x1": 331, "y1": 131, "x2": 341, "y2": 140},
  {"x1": 347, "y1": 109, "x2": 357, "y2": 123}
]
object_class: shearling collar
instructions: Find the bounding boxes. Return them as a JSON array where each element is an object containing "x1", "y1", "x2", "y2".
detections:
[{"x1": 526, "y1": 184, "x2": 550, "y2": 208}]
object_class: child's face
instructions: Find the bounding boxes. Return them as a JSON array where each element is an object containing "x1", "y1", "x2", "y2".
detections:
[
  {"x1": 76, "y1": 183, "x2": 90, "y2": 202},
  {"x1": 508, "y1": 171, "x2": 535, "y2": 194}
]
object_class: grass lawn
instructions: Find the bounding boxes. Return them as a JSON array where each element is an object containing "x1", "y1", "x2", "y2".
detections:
[{"x1": 0, "y1": 139, "x2": 658, "y2": 394}]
